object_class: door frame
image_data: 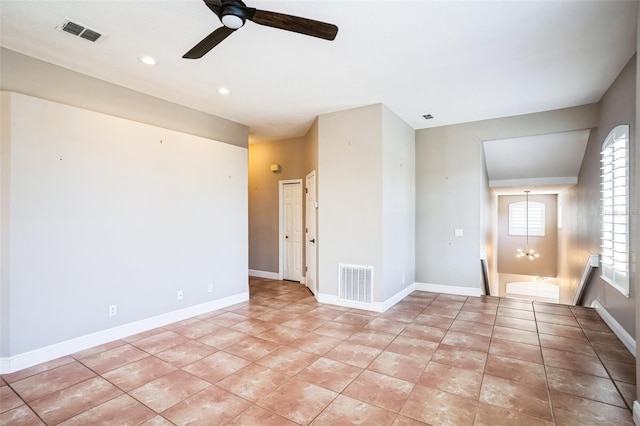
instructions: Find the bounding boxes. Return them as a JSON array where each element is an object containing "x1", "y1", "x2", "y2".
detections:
[
  {"x1": 305, "y1": 170, "x2": 317, "y2": 295},
  {"x1": 278, "y1": 179, "x2": 303, "y2": 281}
]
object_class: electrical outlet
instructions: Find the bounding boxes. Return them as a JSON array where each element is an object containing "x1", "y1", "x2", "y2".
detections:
[
  {"x1": 177, "y1": 290, "x2": 183, "y2": 301},
  {"x1": 208, "y1": 284, "x2": 214, "y2": 293},
  {"x1": 109, "y1": 305, "x2": 117, "y2": 317}
]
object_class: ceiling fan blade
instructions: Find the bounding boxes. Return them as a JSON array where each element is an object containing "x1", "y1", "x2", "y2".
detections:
[
  {"x1": 183, "y1": 26, "x2": 235, "y2": 59},
  {"x1": 249, "y1": 9, "x2": 338, "y2": 40},
  {"x1": 203, "y1": 0, "x2": 223, "y2": 18}
]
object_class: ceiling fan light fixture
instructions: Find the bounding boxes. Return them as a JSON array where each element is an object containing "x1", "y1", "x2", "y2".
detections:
[{"x1": 221, "y1": 13, "x2": 245, "y2": 29}]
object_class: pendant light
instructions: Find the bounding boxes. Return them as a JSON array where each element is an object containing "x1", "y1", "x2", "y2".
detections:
[{"x1": 516, "y1": 190, "x2": 540, "y2": 260}]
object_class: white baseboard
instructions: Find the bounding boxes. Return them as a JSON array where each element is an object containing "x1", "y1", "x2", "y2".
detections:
[
  {"x1": 414, "y1": 282, "x2": 483, "y2": 297},
  {"x1": 592, "y1": 300, "x2": 636, "y2": 356},
  {"x1": 0, "y1": 292, "x2": 249, "y2": 375},
  {"x1": 317, "y1": 283, "x2": 416, "y2": 313},
  {"x1": 248, "y1": 269, "x2": 279, "y2": 280},
  {"x1": 633, "y1": 401, "x2": 640, "y2": 425}
]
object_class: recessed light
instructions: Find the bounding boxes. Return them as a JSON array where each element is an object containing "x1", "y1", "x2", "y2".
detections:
[
  {"x1": 138, "y1": 55, "x2": 157, "y2": 65},
  {"x1": 218, "y1": 87, "x2": 231, "y2": 95}
]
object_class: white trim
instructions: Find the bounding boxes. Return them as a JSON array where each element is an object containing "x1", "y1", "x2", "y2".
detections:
[
  {"x1": 300, "y1": 276, "x2": 306, "y2": 284},
  {"x1": 592, "y1": 299, "x2": 636, "y2": 356},
  {"x1": 633, "y1": 401, "x2": 640, "y2": 425},
  {"x1": 317, "y1": 283, "x2": 416, "y2": 313},
  {"x1": 0, "y1": 292, "x2": 249, "y2": 374},
  {"x1": 248, "y1": 269, "x2": 279, "y2": 280},
  {"x1": 278, "y1": 179, "x2": 303, "y2": 281},
  {"x1": 489, "y1": 176, "x2": 577, "y2": 188},
  {"x1": 414, "y1": 282, "x2": 483, "y2": 297}
]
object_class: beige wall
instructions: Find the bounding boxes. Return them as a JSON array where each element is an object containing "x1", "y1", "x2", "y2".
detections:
[
  {"x1": 0, "y1": 48, "x2": 248, "y2": 148},
  {"x1": 416, "y1": 104, "x2": 598, "y2": 290},
  {"x1": 497, "y1": 194, "x2": 558, "y2": 278},
  {"x1": 559, "y1": 55, "x2": 636, "y2": 334},
  {"x1": 248, "y1": 137, "x2": 308, "y2": 274}
]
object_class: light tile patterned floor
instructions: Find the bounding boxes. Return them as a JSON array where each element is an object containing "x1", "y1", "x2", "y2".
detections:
[{"x1": 1, "y1": 277, "x2": 636, "y2": 425}]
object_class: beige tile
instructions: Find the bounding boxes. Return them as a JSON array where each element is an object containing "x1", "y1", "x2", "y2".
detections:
[
  {"x1": 256, "y1": 346, "x2": 318, "y2": 374},
  {"x1": 418, "y1": 361, "x2": 482, "y2": 399},
  {"x1": 324, "y1": 341, "x2": 381, "y2": 368},
  {"x1": 0, "y1": 405, "x2": 45, "y2": 426},
  {"x1": 1, "y1": 356, "x2": 76, "y2": 383},
  {"x1": 431, "y1": 344, "x2": 487, "y2": 373},
  {"x1": 400, "y1": 324, "x2": 447, "y2": 342},
  {"x1": 216, "y1": 363, "x2": 289, "y2": 401},
  {"x1": 0, "y1": 385, "x2": 24, "y2": 413},
  {"x1": 227, "y1": 405, "x2": 298, "y2": 425},
  {"x1": 484, "y1": 354, "x2": 547, "y2": 388},
  {"x1": 197, "y1": 328, "x2": 248, "y2": 349},
  {"x1": 131, "y1": 331, "x2": 189, "y2": 354},
  {"x1": 492, "y1": 325, "x2": 539, "y2": 346},
  {"x1": 368, "y1": 350, "x2": 429, "y2": 383},
  {"x1": 386, "y1": 336, "x2": 439, "y2": 359},
  {"x1": 256, "y1": 324, "x2": 308, "y2": 344},
  {"x1": 347, "y1": 330, "x2": 397, "y2": 349},
  {"x1": 129, "y1": 370, "x2": 210, "y2": 412},
  {"x1": 11, "y1": 361, "x2": 96, "y2": 402},
  {"x1": 546, "y1": 366, "x2": 626, "y2": 407},
  {"x1": 365, "y1": 317, "x2": 408, "y2": 334},
  {"x1": 311, "y1": 394, "x2": 396, "y2": 425},
  {"x1": 162, "y1": 385, "x2": 249, "y2": 425},
  {"x1": 258, "y1": 378, "x2": 338, "y2": 424},
  {"x1": 223, "y1": 336, "x2": 281, "y2": 361},
  {"x1": 296, "y1": 357, "x2": 362, "y2": 392},
  {"x1": 102, "y1": 356, "x2": 177, "y2": 391},
  {"x1": 550, "y1": 389, "x2": 634, "y2": 425},
  {"x1": 479, "y1": 375, "x2": 552, "y2": 422},
  {"x1": 182, "y1": 351, "x2": 250, "y2": 383},
  {"x1": 154, "y1": 340, "x2": 216, "y2": 368},
  {"x1": 400, "y1": 384, "x2": 477, "y2": 426},
  {"x1": 448, "y1": 319, "x2": 493, "y2": 337},
  {"x1": 343, "y1": 370, "x2": 414, "y2": 412},
  {"x1": 79, "y1": 344, "x2": 149, "y2": 375},
  {"x1": 441, "y1": 330, "x2": 491, "y2": 352},
  {"x1": 474, "y1": 402, "x2": 553, "y2": 426},
  {"x1": 58, "y1": 394, "x2": 155, "y2": 425},
  {"x1": 288, "y1": 332, "x2": 343, "y2": 355},
  {"x1": 541, "y1": 347, "x2": 608, "y2": 378},
  {"x1": 494, "y1": 315, "x2": 537, "y2": 332},
  {"x1": 30, "y1": 377, "x2": 122, "y2": 425},
  {"x1": 601, "y1": 357, "x2": 636, "y2": 384}
]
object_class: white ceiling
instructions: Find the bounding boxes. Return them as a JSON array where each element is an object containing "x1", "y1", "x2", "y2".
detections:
[
  {"x1": 0, "y1": 0, "x2": 637, "y2": 144},
  {"x1": 483, "y1": 129, "x2": 591, "y2": 194}
]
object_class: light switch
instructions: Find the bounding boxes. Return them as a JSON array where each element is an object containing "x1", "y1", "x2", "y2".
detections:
[{"x1": 454, "y1": 228, "x2": 464, "y2": 237}]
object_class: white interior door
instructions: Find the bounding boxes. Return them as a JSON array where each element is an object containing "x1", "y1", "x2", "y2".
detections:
[
  {"x1": 305, "y1": 171, "x2": 317, "y2": 294},
  {"x1": 283, "y1": 182, "x2": 302, "y2": 281}
]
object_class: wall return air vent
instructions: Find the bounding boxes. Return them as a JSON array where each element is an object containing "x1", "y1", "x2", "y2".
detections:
[
  {"x1": 338, "y1": 264, "x2": 373, "y2": 304},
  {"x1": 56, "y1": 19, "x2": 105, "y2": 43}
]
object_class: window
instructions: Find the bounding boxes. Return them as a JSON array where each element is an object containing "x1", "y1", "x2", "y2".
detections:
[
  {"x1": 509, "y1": 201, "x2": 545, "y2": 236},
  {"x1": 600, "y1": 125, "x2": 629, "y2": 297}
]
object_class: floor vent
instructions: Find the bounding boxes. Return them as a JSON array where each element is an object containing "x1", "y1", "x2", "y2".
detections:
[{"x1": 338, "y1": 264, "x2": 373, "y2": 304}]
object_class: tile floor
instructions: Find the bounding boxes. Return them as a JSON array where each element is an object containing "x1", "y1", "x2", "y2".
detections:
[{"x1": 1, "y1": 277, "x2": 636, "y2": 425}]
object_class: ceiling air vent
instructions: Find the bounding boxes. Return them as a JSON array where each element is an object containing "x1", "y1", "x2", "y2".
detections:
[{"x1": 57, "y1": 19, "x2": 105, "y2": 43}]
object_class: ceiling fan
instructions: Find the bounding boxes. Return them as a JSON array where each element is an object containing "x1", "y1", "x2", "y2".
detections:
[{"x1": 183, "y1": 0, "x2": 339, "y2": 59}]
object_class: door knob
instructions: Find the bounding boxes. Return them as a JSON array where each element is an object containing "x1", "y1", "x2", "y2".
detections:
[
  {"x1": 285, "y1": 236, "x2": 289, "y2": 239},
  {"x1": 310, "y1": 239, "x2": 315, "y2": 243}
]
